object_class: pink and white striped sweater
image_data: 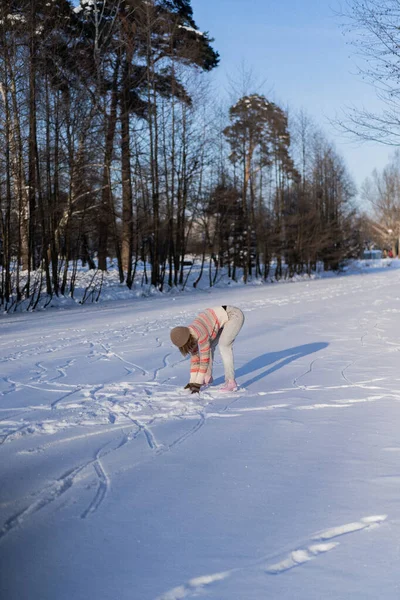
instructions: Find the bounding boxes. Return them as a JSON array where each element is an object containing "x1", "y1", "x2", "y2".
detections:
[{"x1": 188, "y1": 306, "x2": 228, "y2": 384}]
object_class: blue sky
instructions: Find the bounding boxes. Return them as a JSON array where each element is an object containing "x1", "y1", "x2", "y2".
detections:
[{"x1": 191, "y1": 0, "x2": 393, "y2": 203}]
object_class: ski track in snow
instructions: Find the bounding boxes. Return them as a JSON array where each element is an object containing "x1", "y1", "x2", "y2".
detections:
[
  {"x1": 155, "y1": 515, "x2": 388, "y2": 599},
  {"x1": 0, "y1": 313, "x2": 215, "y2": 541},
  {"x1": 80, "y1": 443, "x2": 111, "y2": 519},
  {"x1": 0, "y1": 312, "x2": 396, "y2": 449},
  {"x1": 292, "y1": 357, "x2": 322, "y2": 390},
  {"x1": 0, "y1": 429, "x2": 146, "y2": 542},
  {"x1": 0, "y1": 463, "x2": 86, "y2": 542}
]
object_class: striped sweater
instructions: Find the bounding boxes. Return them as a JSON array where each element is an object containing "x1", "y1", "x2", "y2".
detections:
[{"x1": 188, "y1": 307, "x2": 228, "y2": 385}]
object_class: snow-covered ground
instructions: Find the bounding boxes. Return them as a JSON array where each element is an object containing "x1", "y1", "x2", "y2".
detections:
[
  {"x1": 2, "y1": 264, "x2": 400, "y2": 599},
  {"x1": 2, "y1": 255, "x2": 395, "y2": 313}
]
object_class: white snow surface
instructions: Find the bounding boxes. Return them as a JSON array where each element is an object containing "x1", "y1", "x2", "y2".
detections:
[{"x1": 2, "y1": 265, "x2": 400, "y2": 599}]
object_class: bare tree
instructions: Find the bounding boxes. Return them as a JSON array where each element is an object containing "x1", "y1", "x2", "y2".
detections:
[
  {"x1": 339, "y1": 0, "x2": 400, "y2": 144},
  {"x1": 361, "y1": 150, "x2": 400, "y2": 253}
]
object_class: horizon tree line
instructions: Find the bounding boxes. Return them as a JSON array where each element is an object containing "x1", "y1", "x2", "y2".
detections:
[{"x1": 0, "y1": 0, "x2": 364, "y2": 309}]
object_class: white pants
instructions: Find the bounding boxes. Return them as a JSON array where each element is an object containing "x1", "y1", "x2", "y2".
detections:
[{"x1": 211, "y1": 306, "x2": 244, "y2": 381}]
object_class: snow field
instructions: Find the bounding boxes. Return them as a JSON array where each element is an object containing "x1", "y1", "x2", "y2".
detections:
[{"x1": 1, "y1": 267, "x2": 400, "y2": 598}]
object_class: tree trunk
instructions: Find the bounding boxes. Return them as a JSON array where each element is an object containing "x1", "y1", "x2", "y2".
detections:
[
  {"x1": 120, "y1": 58, "x2": 134, "y2": 277},
  {"x1": 98, "y1": 58, "x2": 120, "y2": 272}
]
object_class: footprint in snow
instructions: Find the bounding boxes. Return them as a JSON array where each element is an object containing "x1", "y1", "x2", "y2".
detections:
[
  {"x1": 155, "y1": 515, "x2": 387, "y2": 599},
  {"x1": 265, "y1": 515, "x2": 387, "y2": 574}
]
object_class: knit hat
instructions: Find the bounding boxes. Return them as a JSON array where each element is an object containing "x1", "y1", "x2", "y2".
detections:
[{"x1": 170, "y1": 326, "x2": 191, "y2": 347}]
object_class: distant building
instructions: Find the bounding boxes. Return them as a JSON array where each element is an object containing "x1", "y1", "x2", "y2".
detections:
[{"x1": 362, "y1": 249, "x2": 382, "y2": 260}]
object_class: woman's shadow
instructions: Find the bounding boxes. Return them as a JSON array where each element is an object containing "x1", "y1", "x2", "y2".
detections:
[{"x1": 213, "y1": 342, "x2": 329, "y2": 387}]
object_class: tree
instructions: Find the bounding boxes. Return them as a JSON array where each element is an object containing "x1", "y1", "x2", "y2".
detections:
[
  {"x1": 223, "y1": 94, "x2": 298, "y2": 280},
  {"x1": 340, "y1": 0, "x2": 400, "y2": 144},
  {"x1": 362, "y1": 150, "x2": 400, "y2": 254},
  {"x1": 74, "y1": 0, "x2": 219, "y2": 284}
]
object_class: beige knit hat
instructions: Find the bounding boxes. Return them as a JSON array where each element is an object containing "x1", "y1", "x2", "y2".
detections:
[{"x1": 170, "y1": 326, "x2": 191, "y2": 347}]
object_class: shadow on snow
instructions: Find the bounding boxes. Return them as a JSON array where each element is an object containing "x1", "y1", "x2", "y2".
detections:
[{"x1": 213, "y1": 342, "x2": 329, "y2": 388}]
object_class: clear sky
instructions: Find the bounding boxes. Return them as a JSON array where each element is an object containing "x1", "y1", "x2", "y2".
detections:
[{"x1": 191, "y1": 0, "x2": 393, "y2": 204}]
